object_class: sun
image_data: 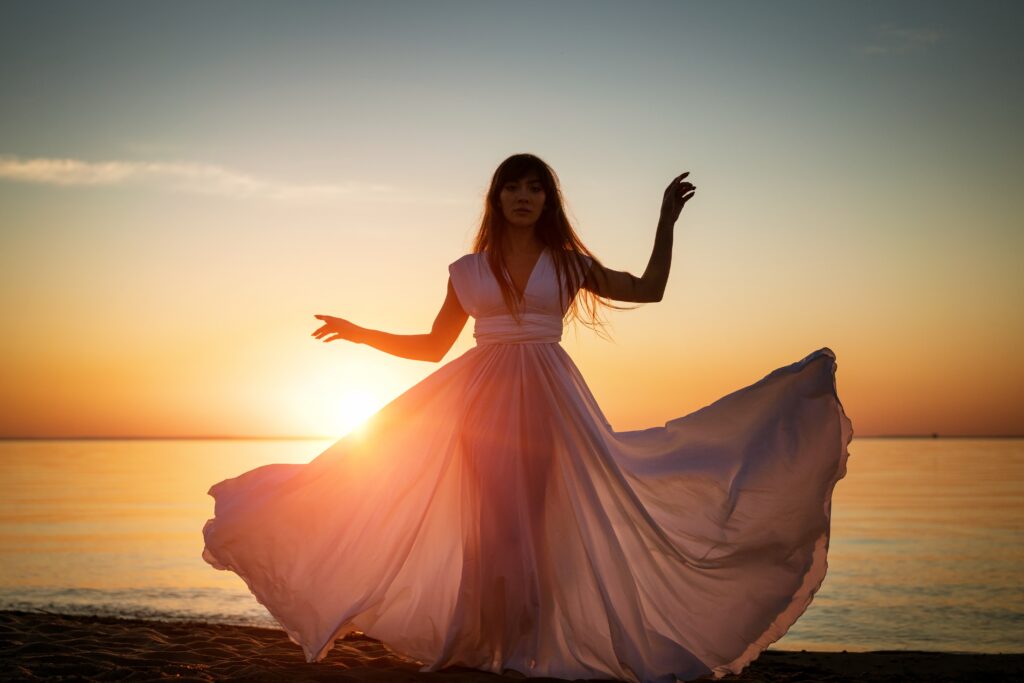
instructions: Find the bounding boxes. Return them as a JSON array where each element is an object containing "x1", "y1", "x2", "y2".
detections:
[
  {"x1": 331, "y1": 389, "x2": 382, "y2": 437},
  {"x1": 292, "y1": 379, "x2": 389, "y2": 439}
]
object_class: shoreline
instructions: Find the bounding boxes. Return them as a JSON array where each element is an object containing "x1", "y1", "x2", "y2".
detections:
[{"x1": 1, "y1": 610, "x2": 1021, "y2": 681}]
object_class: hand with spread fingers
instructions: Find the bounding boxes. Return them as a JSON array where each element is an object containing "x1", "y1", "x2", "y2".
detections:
[
  {"x1": 660, "y1": 171, "x2": 696, "y2": 224},
  {"x1": 311, "y1": 314, "x2": 362, "y2": 344}
]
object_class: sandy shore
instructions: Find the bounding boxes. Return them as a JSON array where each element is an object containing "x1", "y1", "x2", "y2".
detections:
[{"x1": 1, "y1": 610, "x2": 1020, "y2": 682}]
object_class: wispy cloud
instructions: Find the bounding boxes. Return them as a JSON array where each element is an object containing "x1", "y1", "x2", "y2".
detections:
[
  {"x1": 859, "y1": 24, "x2": 942, "y2": 56},
  {"x1": 0, "y1": 154, "x2": 469, "y2": 205}
]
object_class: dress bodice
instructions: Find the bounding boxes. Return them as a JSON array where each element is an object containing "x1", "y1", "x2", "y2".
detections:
[{"x1": 448, "y1": 248, "x2": 592, "y2": 345}]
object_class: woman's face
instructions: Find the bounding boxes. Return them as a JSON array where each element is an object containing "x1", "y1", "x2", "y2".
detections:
[{"x1": 499, "y1": 173, "x2": 546, "y2": 229}]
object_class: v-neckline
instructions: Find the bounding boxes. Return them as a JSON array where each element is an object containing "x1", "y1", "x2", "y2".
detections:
[{"x1": 498, "y1": 246, "x2": 547, "y2": 301}]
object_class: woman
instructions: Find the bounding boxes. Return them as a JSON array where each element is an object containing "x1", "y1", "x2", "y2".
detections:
[{"x1": 203, "y1": 154, "x2": 853, "y2": 683}]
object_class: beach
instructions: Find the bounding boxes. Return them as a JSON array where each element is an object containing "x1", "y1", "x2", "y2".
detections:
[{"x1": 2, "y1": 610, "x2": 1021, "y2": 682}]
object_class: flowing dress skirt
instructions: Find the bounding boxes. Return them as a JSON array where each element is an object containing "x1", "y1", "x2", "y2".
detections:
[{"x1": 202, "y1": 344, "x2": 852, "y2": 682}]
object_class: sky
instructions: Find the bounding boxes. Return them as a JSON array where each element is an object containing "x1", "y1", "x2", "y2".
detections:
[{"x1": 1, "y1": 0, "x2": 1022, "y2": 438}]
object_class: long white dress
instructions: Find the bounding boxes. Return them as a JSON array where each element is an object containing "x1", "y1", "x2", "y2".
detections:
[{"x1": 202, "y1": 247, "x2": 853, "y2": 683}]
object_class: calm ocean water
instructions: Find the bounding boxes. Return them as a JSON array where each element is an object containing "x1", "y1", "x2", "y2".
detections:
[{"x1": 1, "y1": 437, "x2": 1021, "y2": 654}]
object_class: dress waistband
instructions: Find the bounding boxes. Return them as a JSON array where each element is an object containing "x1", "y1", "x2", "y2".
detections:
[{"x1": 474, "y1": 313, "x2": 563, "y2": 345}]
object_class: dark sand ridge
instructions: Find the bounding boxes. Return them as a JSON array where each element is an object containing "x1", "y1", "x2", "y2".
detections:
[{"x1": 1, "y1": 611, "x2": 1021, "y2": 682}]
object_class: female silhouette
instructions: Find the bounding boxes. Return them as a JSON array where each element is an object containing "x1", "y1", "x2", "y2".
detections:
[{"x1": 202, "y1": 153, "x2": 852, "y2": 682}]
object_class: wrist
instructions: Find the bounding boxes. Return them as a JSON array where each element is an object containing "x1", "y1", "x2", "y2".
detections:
[{"x1": 350, "y1": 325, "x2": 370, "y2": 344}]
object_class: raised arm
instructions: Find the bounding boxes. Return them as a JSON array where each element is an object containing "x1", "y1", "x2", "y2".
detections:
[
  {"x1": 583, "y1": 171, "x2": 696, "y2": 303},
  {"x1": 312, "y1": 277, "x2": 469, "y2": 362}
]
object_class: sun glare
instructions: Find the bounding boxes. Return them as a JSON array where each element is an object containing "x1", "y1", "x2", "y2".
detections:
[
  {"x1": 292, "y1": 381, "x2": 388, "y2": 438},
  {"x1": 332, "y1": 389, "x2": 382, "y2": 437}
]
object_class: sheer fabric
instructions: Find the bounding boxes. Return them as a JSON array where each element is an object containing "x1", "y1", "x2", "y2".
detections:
[{"x1": 202, "y1": 247, "x2": 853, "y2": 682}]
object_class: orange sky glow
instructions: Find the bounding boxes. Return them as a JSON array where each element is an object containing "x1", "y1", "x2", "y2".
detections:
[{"x1": 1, "y1": 3, "x2": 1021, "y2": 438}]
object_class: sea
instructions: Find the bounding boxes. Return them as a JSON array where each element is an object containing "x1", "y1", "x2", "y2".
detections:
[{"x1": 1, "y1": 437, "x2": 1021, "y2": 654}]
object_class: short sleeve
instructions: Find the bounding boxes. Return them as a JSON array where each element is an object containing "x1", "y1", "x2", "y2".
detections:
[
  {"x1": 569, "y1": 251, "x2": 594, "y2": 284},
  {"x1": 447, "y1": 254, "x2": 476, "y2": 316},
  {"x1": 555, "y1": 251, "x2": 594, "y2": 310},
  {"x1": 577, "y1": 253, "x2": 594, "y2": 278}
]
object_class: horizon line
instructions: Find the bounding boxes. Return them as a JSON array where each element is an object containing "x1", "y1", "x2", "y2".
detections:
[{"x1": 1, "y1": 434, "x2": 1023, "y2": 441}]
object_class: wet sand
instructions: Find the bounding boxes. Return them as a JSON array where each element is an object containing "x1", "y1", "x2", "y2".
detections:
[{"x1": 1, "y1": 610, "x2": 1020, "y2": 682}]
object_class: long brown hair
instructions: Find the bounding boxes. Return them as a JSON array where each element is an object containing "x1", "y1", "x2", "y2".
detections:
[{"x1": 471, "y1": 153, "x2": 632, "y2": 338}]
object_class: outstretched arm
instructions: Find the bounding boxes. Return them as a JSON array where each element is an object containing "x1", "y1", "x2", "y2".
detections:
[
  {"x1": 312, "y1": 278, "x2": 469, "y2": 362},
  {"x1": 583, "y1": 171, "x2": 696, "y2": 303}
]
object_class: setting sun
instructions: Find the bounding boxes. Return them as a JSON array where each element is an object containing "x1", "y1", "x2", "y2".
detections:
[
  {"x1": 332, "y1": 389, "x2": 383, "y2": 437},
  {"x1": 292, "y1": 381, "x2": 387, "y2": 438}
]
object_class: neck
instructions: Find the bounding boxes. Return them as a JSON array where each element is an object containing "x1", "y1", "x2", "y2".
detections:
[{"x1": 501, "y1": 225, "x2": 542, "y2": 255}]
